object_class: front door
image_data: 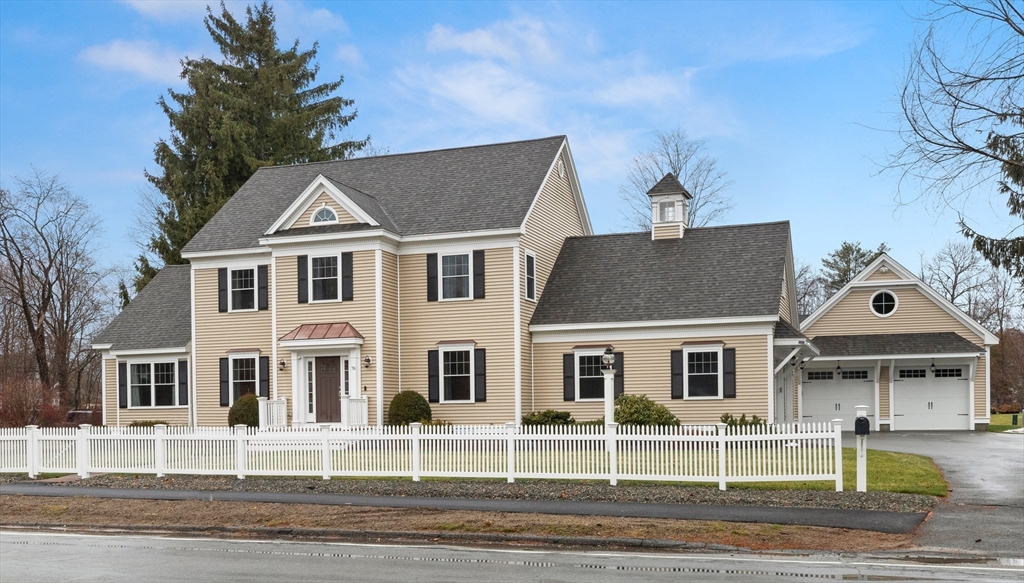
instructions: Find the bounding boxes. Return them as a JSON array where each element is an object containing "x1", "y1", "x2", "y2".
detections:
[{"x1": 316, "y1": 356, "x2": 341, "y2": 423}]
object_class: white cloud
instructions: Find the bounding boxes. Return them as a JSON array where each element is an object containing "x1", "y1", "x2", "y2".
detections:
[
  {"x1": 427, "y1": 17, "x2": 556, "y2": 64},
  {"x1": 79, "y1": 40, "x2": 184, "y2": 84},
  {"x1": 274, "y1": 3, "x2": 349, "y2": 40},
  {"x1": 335, "y1": 44, "x2": 364, "y2": 68},
  {"x1": 121, "y1": 0, "x2": 210, "y2": 21},
  {"x1": 592, "y1": 72, "x2": 690, "y2": 106}
]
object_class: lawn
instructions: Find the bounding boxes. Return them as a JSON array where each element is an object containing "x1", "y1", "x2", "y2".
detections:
[{"x1": 987, "y1": 413, "x2": 1023, "y2": 433}]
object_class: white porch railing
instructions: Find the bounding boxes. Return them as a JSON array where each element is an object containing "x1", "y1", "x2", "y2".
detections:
[
  {"x1": 257, "y1": 398, "x2": 288, "y2": 430},
  {"x1": 341, "y1": 396, "x2": 368, "y2": 427},
  {"x1": 0, "y1": 422, "x2": 844, "y2": 490}
]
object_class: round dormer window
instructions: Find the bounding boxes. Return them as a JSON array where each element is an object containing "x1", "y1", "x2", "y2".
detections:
[
  {"x1": 870, "y1": 290, "x2": 897, "y2": 317},
  {"x1": 313, "y1": 207, "x2": 337, "y2": 224}
]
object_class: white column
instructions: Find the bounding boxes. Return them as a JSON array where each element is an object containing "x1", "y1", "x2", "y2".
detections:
[
  {"x1": 602, "y1": 368, "x2": 615, "y2": 426},
  {"x1": 855, "y1": 406, "x2": 868, "y2": 493},
  {"x1": 375, "y1": 248, "x2": 384, "y2": 427},
  {"x1": 512, "y1": 244, "x2": 522, "y2": 425}
]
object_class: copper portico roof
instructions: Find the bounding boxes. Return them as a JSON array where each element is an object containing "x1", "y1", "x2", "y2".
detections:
[{"x1": 279, "y1": 323, "x2": 364, "y2": 341}]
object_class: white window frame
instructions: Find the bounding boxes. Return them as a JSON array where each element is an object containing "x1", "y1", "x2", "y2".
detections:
[
  {"x1": 228, "y1": 266, "x2": 258, "y2": 312},
  {"x1": 309, "y1": 202, "x2": 339, "y2": 226},
  {"x1": 306, "y1": 359, "x2": 316, "y2": 415},
  {"x1": 658, "y1": 200, "x2": 677, "y2": 223},
  {"x1": 126, "y1": 359, "x2": 184, "y2": 409},
  {"x1": 869, "y1": 289, "x2": 899, "y2": 318},
  {"x1": 229, "y1": 352, "x2": 260, "y2": 405},
  {"x1": 682, "y1": 344, "x2": 724, "y2": 400},
  {"x1": 309, "y1": 254, "x2": 342, "y2": 303},
  {"x1": 525, "y1": 250, "x2": 537, "y2": 302},
  {"x1": 439, "y1": 343, "x2": 475, "y2": 404},
  {"x1": 439, "y1": 252, "x2": 473, "y2": 302},
  {"x1": 574, "y1": 347, "x2": 607, "y2": 402}
]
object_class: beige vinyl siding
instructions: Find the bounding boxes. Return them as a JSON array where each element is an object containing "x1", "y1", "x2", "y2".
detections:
[
  {"x1": 381, "y1": 251, "x2": 400, "y2": 417},
  {"x1": 805, "y1": 287, "x2": 984, "y2": 345},
  {"x1": 520, "y1": 150, "x2": 587, "y2": 416},
  {"x1": 533, "y1": 334, "x2": 770, "y2": 423},
  {"x1": 975, "y1": 355, "x2": 986, "y2": 418},
  {"x1": 865, "y1": 267, "x2": 902, "y2": 281},
  {"x1": 399, "y1": 247, "x2": 515, "y2": 424},
  {"x1": 274, "y1": 250, "x2": 380, "y2": 424},
  {"x1": 879, "y1": 365, "x2": 890, "y2": 419},
  {"x1": 194, "y1": 266, "x2": 273, "y2": 426},
  {"x1": 779, "y1": 273, "x2": 792, "y2": 324},
  {"x1": 294, "y1": 192, "x2": 360, "y2": 227},
  {"x1": 652, "y1": 223, "x2": 680, "y2": 240},
  {"x1": 103, "y1": 357, "x2": 190, "y2": 426}
]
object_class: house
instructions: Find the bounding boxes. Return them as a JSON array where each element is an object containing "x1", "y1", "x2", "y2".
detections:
[{"x1": 92, "y1": 136, "x2": 996, "y2": 430}]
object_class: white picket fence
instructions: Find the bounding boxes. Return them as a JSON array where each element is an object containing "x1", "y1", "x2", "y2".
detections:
[{"x1": 0, "y1": 422, "x2": 844, "y2": 490}]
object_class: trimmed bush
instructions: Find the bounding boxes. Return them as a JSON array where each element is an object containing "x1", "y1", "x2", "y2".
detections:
[
  {"x1": 128, "y1": 420, "x2": 170, "y2": 427},
  {"x1": 228, "y1": 393, "x2": 260, "y2": 427},
  {"x1": 720, "y1": 412, "x2": 767, "y2": 427},
  {"x1": 614, "y1": 394, "x2": 680, "y2": 426},
  {"x1": 419, "y1": 418, "x2": 452, "y2": 426},
  {"x1": 387, "y1": 390, "x2": 432, "y2": 425},
  {"x1": 521, "y1": 410, "x2": 575, "y2": 426}
]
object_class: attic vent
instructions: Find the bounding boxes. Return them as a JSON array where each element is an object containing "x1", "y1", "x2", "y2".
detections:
[{"x1": 557, "y1": 159, "x2": 566, "y2": 179}]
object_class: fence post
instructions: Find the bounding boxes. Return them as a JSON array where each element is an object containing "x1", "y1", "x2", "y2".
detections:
[
  {"x1": 321, "y1": 424, "x2": 332, "y2": 480},
  {"x1": 154, "y1": 424, "x2": 166, "y2": 478},
  {"x1": 505, "y1": 422, "x2": 516, "y2": 483},
  {"x1": 410, "y1": 423, "x2": 421, "y2": 482},
  {"x1": 717, "y1": 423, "x2": 728, "y2": 491},
  {"x1": 832, "y1": 419, "x2": 844, "y2": 492},
  {"x1": 607, "y1": 422, "x2": 618, "y2": 486},
  {"x1": 76, "y1": 424, "x2": 91, "y2": 479},
  {"x1": 26, "y1": 425, "x2": 38, "y2": 479},
  {"x1": 234, "y1": 425, "x2": 247, "y2": 480},
  {"x1": 257, "y1": 397, "x2": 268, "y2": 430}
]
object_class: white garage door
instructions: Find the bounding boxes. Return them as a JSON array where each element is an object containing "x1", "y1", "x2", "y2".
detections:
[
  {"x1": 801, "y1": 369, "x2": 874, "y2": 431},
  {"x1": 893, "y1": 366, "x2": 971, "y2": 430}
]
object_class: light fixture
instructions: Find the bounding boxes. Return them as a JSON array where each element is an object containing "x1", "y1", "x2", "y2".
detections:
[
  {"x1": 835, "y1": 364, "x2": 842, "y2": 375},
  {"x1": 929, "y1": 359, "x2": 936, "y2": 373},
  {"x1": 601, "y1": 346, "x2": 615, "y2": 370},
  {"x1": 277, "y1": 360, "x2": 287, "y2": 371},
  {"x1": 363, "y1": 356, "x2": 373, "y2": 368},
  {"x1": 799, "y1": 361, "x2": 807, "y2": 370},
  {"x1": 789, "y1": 356, "x2": 797, "y2": 368}
]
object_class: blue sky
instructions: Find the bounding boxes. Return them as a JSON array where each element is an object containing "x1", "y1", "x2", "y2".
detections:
[{"x1": 0, "y1": 1, "x2": 1013, "y2": 273}]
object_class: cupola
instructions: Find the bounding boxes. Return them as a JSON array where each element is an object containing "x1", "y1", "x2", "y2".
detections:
[{"x1": 647, "y1": 173, "x2": 692, "y2": 240}]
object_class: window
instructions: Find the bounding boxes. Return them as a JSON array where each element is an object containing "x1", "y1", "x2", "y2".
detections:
[
  {"x1": 306, "y1": 360, "x2": 315, "y2": 415},
  {"x1": 525, "y1": 252, "x2": 536, "y2": 301},
  {"x1": 232, "y1": 357, "x2": 257, "y2": 399},
  {"x1": 934, "y1": 368, "x2": 963, "y2": 378},
  {"x1": 899, "y1": 369, "x2": 927, "y2": 379},
  {"x1": 442, "y1": 349, "x2": 472, "y2": 402},
  {"x1": 576, "y1": 354, "x2": 605, "y2": 400},
  {"x1": 841, "y1": 370, "x2": 869, "y2": 380},
  {"x1": 659, "y1": 201, "x2": 676, "y2": 223},
  {"x1": 311, "y1": 256, "x2": 339, "y2": 301},
  {"x1": 684, "y1": 348, "x2": 722, "y2": 399},
  {"x1": 441, "y1": 253, "x2": 470, "y2": 300},
  {"x1": 230, "y1": 268, "x2": 255, "y2": 311},
  {"x1": 130, "y1": 362, "x2": 178, "y2": 407},
  {"x1": 870, "y1": 290, "x2": 897, "y2": 317},
  {"x1": 806, "y1": 371, "x2": 833, "y2": 381},
  {"x1": 312, "y1": 206, "x2": 337, "y2": 224}
]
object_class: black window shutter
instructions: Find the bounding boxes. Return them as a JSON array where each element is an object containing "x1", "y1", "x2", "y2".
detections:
[
  {"x1": 297, "y1": 255, "x2": 308, "y2": 303},
  {"x1": 341, "y1": 252, "x2": 354, "y2": 301},
  {"x1": 670, "y1": 350, "x2": 684, "y2": 399},
  {"x1": 257, "y1": 265, "x2": 269, "y2": 310},
  {"x1": 614, "y1": 352, "x2": 624, "y2": 398},
  {"x1": 259, "y1": 356, "x2": 270, "y2": 398},
  {"x1": 723, "y1": 348, "x2": 737, "y2": 398},
  {"x1": 219, "y1": 357, "x2": 230, "y2": 406},
  {"x1": 178, "y1": 360, "x2": 189, "y2": 406},
  {"x1": 118, "y1": 362, "x2": 127, "y2": 409},
  {"x1": 218, "y1": 268, "x2": 228, "y2": 313},
  {"x1": 473, "y1": 250, "x2": 485, "y2": 299},
  {"x1": 426, "y1": 254, "x2": 438, "y2": 302},
  {"x1": 563, "y1": 354, "x2": 575, "y2": 401},
  {"x1": 427, "y1": 350, "x2": 439, "y2": 402},
  {"x1": 474, "y1": 348, "x2": 486, "y2": 402}
]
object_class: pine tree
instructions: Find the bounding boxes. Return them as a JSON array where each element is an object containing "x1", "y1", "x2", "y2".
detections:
[
  {"x1": 131, "y1": 1, "x2": 366, "y2": 294},
  {"x1": 820, "y1": 241, "x2": 890, "y2": 297}
]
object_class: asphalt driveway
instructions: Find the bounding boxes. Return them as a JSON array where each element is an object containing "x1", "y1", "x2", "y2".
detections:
[{"x1": 844, "y1": 430, "x2": 1024, "y2": 558}]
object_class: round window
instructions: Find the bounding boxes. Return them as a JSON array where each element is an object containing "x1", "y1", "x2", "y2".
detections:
[
  {"x1": 870, "y1": 290, "x2": 897, "y2": 317},
  {"x1": 313, "y1": 207, "x2": 337, "y2": 224}
]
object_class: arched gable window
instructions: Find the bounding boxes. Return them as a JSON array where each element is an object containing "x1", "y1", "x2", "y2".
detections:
[{"x1": 313, "y1": 206, "x2": 337, "y2": 224}]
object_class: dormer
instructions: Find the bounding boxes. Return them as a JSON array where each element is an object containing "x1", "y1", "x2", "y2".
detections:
[
  {"x1": 265, "y1": 174, "x2": 380, "y2": 235},
  {"x1": 648, "y1": 173, "x2": 692, "y2": 240}
]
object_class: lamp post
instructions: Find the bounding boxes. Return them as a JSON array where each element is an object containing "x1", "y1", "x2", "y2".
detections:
[{"x1": 601, "y1": 347, "x2": 616, "y2": 426}]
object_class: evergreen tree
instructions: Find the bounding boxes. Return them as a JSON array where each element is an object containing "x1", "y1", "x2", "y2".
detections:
[
  {"x1": 131, "y1": 1, "x2": 366, "y2": 294},
  {"x1": 821, "y1": 241, "x2": 890, "y2": 297}
]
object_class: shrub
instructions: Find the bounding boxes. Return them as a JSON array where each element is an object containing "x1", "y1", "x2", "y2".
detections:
[
  {"x1": 720, "y1": 412, "x2": 767, "y2": 427},
  {"x1": 419, "y1": 418, "x2": 452, "y2": 426},
  {"x1": 228, "y1": 393, "x2": 260, "y2": 427},
  {"x1": 0, "y1": 377, "x2": 68, "y2": 427},
  {"x1": 993, "y1": 403, "x2": 1022, "y2": 414},
  {"x1": 128, "y1": 420, "x2": 170, "y2": 427},
  {"x1": 614, "y1": 394, "x2": 680, "y2": 426},
  {"x1": 387, "y1": 391, "x2": 432, "y2": 425},
  {"x1": 521, "y1": 410, "x2": 576, "y2": 426}
]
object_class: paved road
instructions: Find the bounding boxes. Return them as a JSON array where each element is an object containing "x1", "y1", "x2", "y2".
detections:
[
  {"x1": 2, "y1": 532, "x2": 1021, "y2": 583},
  {"x1": 846, "y1": 430, "x2": 1024, "y2": 558}
]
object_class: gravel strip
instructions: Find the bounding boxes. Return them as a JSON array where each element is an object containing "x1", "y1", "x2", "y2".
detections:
[{"x1": 8, "y1": 474, "x2": 938, "y2": 513}]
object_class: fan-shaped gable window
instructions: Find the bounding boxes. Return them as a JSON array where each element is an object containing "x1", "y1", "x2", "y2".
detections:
[{"x1": 312, "y1": 206, "x2": 337, "y2": 224}]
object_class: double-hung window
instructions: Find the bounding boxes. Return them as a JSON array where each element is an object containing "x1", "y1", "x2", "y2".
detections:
[
  {"x1": 130, "y1": 362, "x2": 177, "y2": 407},
  {"x1": 230, "y1": 268, "x2": 255, "y2": 311},
  {"x1": 576, "y1": 350, "x2": 606, "y2": 401},
  {"x1": 684, "y1": 345, "x2": 723, "y2": 399},
  {"x1": 232, "y1": 357, "x2": 257, "y2": 399},
  {"x1": 441, "y1": 253, "x2": 470, "y2": 300},
  {"x1": 441, "y1": 348, "x2": 472, "y2": 402},
  {"x1": 525, "y1": 251, "x2": 536, "y2": 301},
  {"x1": 311, "y1": 256, "x2": 339, "y2": 301}
]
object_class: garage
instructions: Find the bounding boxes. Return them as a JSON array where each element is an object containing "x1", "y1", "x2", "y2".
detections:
[
  {"x1": 892, "y1": 366, "x2": 971, "y2": 430},
  {"x1": 800, "y1": 369, "x2": 874, "y2": 431}
]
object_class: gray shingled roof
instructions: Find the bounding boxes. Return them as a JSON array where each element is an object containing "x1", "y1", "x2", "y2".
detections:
[
  {"x1": 775, "y1": 320, "x2": 806, "y2": 339},
  {"x1": 530, "y1": 222, "x2": 790, "y2": 326},
  {"x1": 183, "y1": 136, "x2": 566, "y2": 254},
  {"x1": 93, "y1": 265, "x2": 191, "y2": 351},
  {"x1": 811, "y1": 333, "x2": 983, "y2": 357},
  {"x1": 647, "y1": 173, "x2": 692, "y2": 199}
]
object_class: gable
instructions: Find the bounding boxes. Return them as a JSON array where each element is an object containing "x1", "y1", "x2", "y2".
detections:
[
  {"x1": 295, "y1": 191, "x2": 360, "y2": 227},
  {"x1": 265, "y1": 174, "x2": 379, "y2": 235},
  {"x1": 863, "y1": 260, "x2": 902, "y2": 281}
]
